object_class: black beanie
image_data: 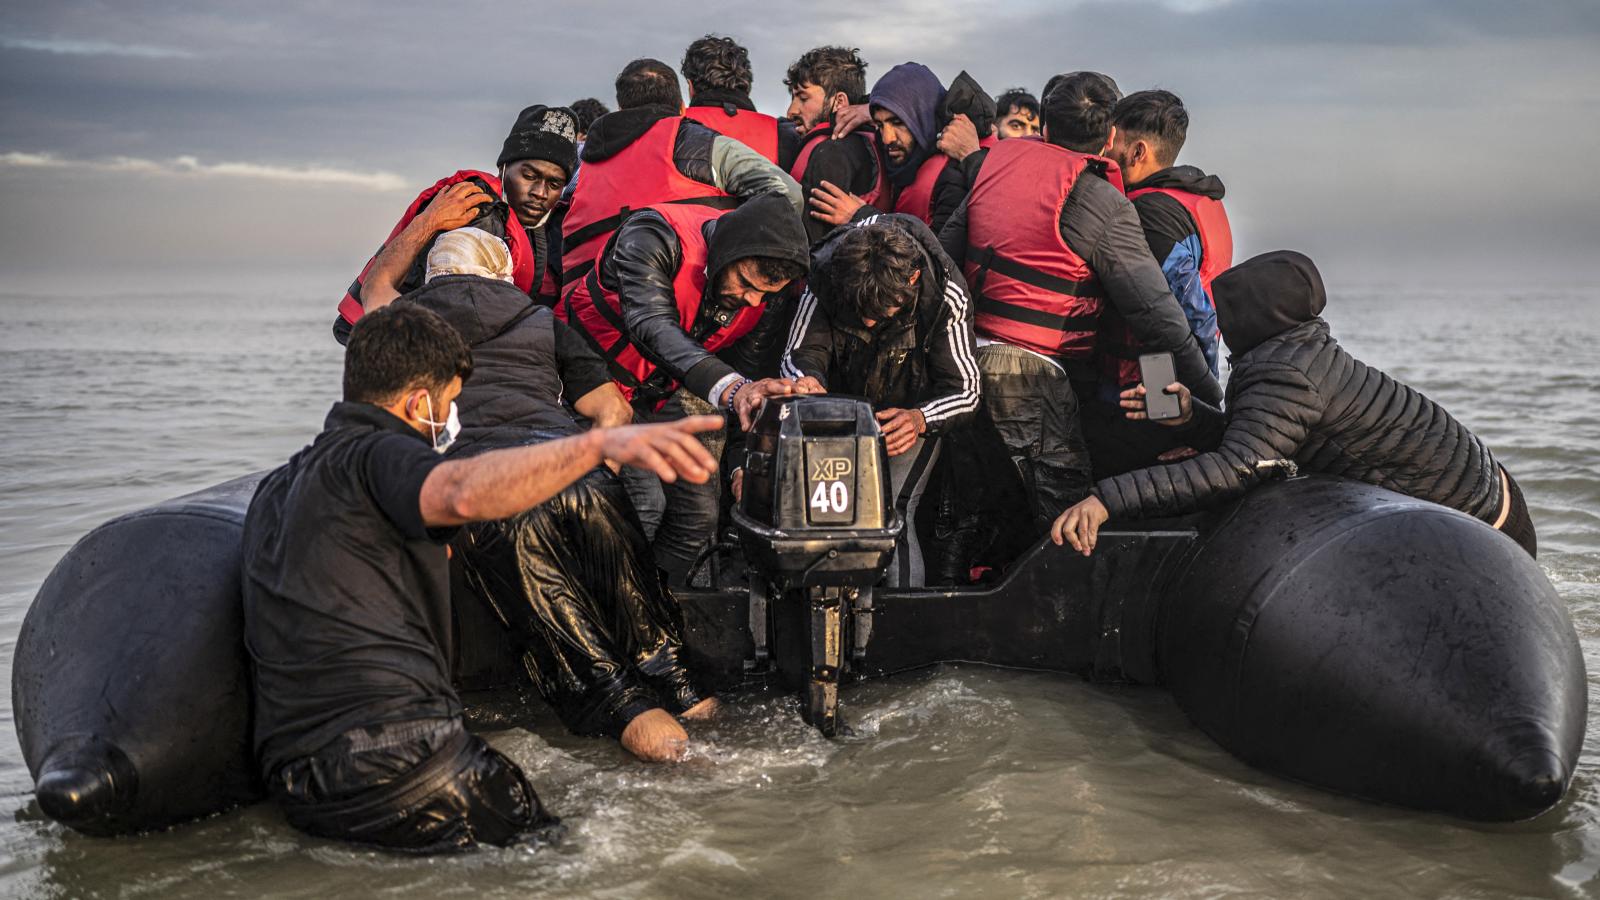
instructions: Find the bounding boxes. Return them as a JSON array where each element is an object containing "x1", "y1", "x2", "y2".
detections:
[{"x1": 497, "y1": 105, "x2": 579, "y2": 176}]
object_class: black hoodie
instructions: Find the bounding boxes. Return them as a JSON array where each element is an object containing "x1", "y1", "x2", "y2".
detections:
[
  {"x1": 399, "y1": 275, "x2": 613, "y2": 454},
  {"x1": 601, "y1": 193, "x2": 811, "y2": 403},
  {"x1": 1092, "y1": 251, "x2": 1505, "y2": 527},
  {"x1": 1126, "y1": 165, "x2": 1226, "y2": 273}
]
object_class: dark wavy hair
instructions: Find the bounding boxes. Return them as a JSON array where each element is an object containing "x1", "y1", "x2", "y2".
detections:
[
  {"x1": 821, "y1": 223, "x2": 923, "y2": 323},
  {"x1": 1112, "y1": 89, "x2": 1189, "y2": 167},
  {"x1": 343, "y1": 304, "x2": 473, "y2": 404},
  {"x1": 1041, "y1": 72, "x2": 1122, "y2": 153},
  {"x1": 785, "y1": 46, "x2": 868, "y2": 104},
  {"x1": 569, "y1": 97, "x2": 610, "y2": 134},
  {"x1": 995, "y1": 87, "x2": 1039, "y2": 119},
  {"x1": 682, "y1": 35, "x2": 753, "y2": 95}
]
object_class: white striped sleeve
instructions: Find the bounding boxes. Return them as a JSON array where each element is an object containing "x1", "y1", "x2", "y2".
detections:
[
  {"x1": 918, "y1": 277, "x2": 983, "y2": 427},
  {"x1": 780, "y1": 287, "x2": 820, "y2": 380}
]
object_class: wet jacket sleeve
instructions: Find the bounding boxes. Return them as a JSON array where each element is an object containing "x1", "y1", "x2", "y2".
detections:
[
  {"x1": 1062, "y1": 177, "x2": 1223, "y2": 405},
  {"x1": 676, "y1": 120, "x2": 802, "y2": 213},
  {"x1": 917, "y1": 267, "x2": 982, "y2": 434},
  {"x1": 779, "y1": 287, "x2": 833, "y2": 387},
  {"x1": 604, "y1": 211, "x2": 739, "y2": 402},
  {"x1": 1093, "y1": 361, "x2": 1323, "y2": 520}
]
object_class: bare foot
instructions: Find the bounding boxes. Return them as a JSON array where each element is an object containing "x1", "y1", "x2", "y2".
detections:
[
  {"x1": 620, "y1": 708, "x2": 688, "y2": 762},
  {"x1": 679, "y1": 697, "x2": 720, "y2": 722}
]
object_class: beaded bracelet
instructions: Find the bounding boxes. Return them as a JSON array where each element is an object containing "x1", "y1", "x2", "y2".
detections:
[{"x1": 723, "y1": 377, "x2": 752, "y2": 415}]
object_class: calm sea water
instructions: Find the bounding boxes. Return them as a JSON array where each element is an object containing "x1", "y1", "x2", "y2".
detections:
[{"x1": 0, "y1": 281, "x2": 1596, "y2": 899}]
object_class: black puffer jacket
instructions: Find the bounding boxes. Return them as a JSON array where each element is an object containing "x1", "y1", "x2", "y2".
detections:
[{"x1": 1095, "y1": 252, "x2": 1502, "y2": 523}]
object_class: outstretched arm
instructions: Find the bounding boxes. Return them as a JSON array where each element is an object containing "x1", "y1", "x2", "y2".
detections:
[
  {"x1": 1053, "y1": 362, "x2": 1323, "y2": 553},
  {"x1": 418, "y1": 417, "x2": 721, "y2": 526}
]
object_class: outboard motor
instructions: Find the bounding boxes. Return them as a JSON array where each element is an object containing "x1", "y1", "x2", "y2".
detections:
[{"x1": 732, "y1": 396, "x2": 900, "y2": 734}]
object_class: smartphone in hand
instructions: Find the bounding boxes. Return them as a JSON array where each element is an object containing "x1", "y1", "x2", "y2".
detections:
[{"x1": 1138, "y1": 352, "x2": 1182, "y2": 421}]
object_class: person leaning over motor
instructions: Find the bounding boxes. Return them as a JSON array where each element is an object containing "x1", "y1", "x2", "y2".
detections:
[
  {"x1": 937, "y1": 72, "x2": 1223, "y2": 536},
  {"x1": 1052, "y1": 251, "x2": 1537, "y2": 559},
  {"x1": 775, "y1": 214, "x2": 981, "y2": 586},
  {"x1": 240, "y1": 303, "x2": 721, "y2": 853},
  {"x1": 565, "y1": 192, "x2": 812, "y2": 586}
]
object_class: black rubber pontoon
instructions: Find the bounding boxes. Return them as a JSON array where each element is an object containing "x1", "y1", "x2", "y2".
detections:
[{"x1": 12, "y1": 397, "x2": 1587, "y2": 834}]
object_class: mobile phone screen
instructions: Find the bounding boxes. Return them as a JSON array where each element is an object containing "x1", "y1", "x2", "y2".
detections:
[{"x1": 1139, "y1": 352, "x2": 1182, "y2": 421}]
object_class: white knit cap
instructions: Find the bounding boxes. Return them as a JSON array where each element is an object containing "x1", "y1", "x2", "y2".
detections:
[{"x1": 424, "y1": 227, "x2": 514, "y2": 284}]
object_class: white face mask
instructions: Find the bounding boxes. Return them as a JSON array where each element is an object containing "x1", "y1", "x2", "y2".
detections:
[{"x1": 420, "y1": 394, "x2": 461, "y2": 454}]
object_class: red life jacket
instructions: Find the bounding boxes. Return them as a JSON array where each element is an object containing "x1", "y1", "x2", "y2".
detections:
[
  {"x1": 962, "y1": 138, "x2": 1122, "y2": 359},
  {"x1": 1101, "y1": 186, "x2": 1234, "y2": 391},
  {"x1": 683, "y1": 102, "x2": 781, "y2": 164},
  {"x1": 559, "y1": 116, "x2": 737, "y2": 291},
  {"x1": 337, "y1": 170, "x2": 535, "y2": 329},
  {"x1": 559, "y1": 203, "x2": 764, "y2": 402},
  {"x1": 890, "y1": 134, "x2": 998, "y2": 226},
  {"x1": 789, "y1": 122, "x2": 889, "y2": 208}
]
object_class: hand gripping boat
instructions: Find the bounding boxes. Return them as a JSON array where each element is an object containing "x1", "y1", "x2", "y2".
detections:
[{"x1": 13, "y1": 397, "x2": 1586, "y2": 835}]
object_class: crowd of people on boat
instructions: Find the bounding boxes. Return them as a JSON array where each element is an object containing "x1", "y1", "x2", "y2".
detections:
[{"x1": 238, "y1": 35, "x2": 1538, "y2": 853}]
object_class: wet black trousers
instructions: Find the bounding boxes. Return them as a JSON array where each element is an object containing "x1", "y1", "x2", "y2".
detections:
[
  {"x1": 457, "y1": 468, "x2": 709, "y2": 737},
  {"x1": 274, "y1": 717, "x2": 552, "y2": 853},
  {"x1": 975, "y1": 344, "x2": 1094, "y2": 529}
]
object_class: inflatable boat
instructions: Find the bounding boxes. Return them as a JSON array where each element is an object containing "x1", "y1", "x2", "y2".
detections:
[{"x1": 12, "y1": 397, "x2": 1587, "y2": 836}]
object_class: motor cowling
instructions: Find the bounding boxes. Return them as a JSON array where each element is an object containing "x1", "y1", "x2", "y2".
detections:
[{"x1": 733, "y1": 396, "x2": 901, "y2": 588}]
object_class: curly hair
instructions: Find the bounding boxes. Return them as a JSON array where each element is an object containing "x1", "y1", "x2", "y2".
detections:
[
  {"x1": 569, "y1": 97, "x2": 610, "y2": 134},
  {"x1": 822, "y1": 223, "x2": 923, "y2": 323},
  {"x1": 785, "y1": 46, "x2": 868, "y2": 104},
  {"x1": 682, "y1": 35, "x2": 753, "y2": 95}
]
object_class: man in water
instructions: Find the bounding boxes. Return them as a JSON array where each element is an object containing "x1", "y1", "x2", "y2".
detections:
[
  {"x1": 778, "y1": 215, "x2": 981, "y2": 585},
  {"x1": 1052, "y1": 251, "x2": 1538, "y2": 558},
  {"x1": 373, "y1": 225, "x2": 717, "y2": 763},
  {"x1": 241, "y1": 303, "x2": 721, "y2": 852}
]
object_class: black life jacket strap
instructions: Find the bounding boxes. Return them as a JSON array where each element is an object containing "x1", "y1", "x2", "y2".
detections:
[
  {"x1": 974, "y1": 294, "x2": 1100, "y2": 333},
  {"x1": 967, "y1": 244, "x2": 1102, "y2": 298},
  {"x1": 561, "y1": 272, "x2": 644, "y2": 390},
  {"x1": 561, "y1": 195, "x2": 739, "y2": 284}
]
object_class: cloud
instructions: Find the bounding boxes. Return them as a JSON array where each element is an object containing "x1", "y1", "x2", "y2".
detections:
[
  {"x1": 0, "y1": 151, "x2": 407, "y2": 191},
  {"x1": 0, "y1": 35, "x2": 196, "y2": 59}
]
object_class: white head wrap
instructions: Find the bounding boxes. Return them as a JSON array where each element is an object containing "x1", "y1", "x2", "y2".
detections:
[{"x1": 424, "y1": 227, "x2": 514, "y2": 284}]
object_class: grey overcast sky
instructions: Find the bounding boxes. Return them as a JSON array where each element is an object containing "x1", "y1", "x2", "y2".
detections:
[{"x1": 2, "y1": 0, "x2": 1598, "y2": 289}]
